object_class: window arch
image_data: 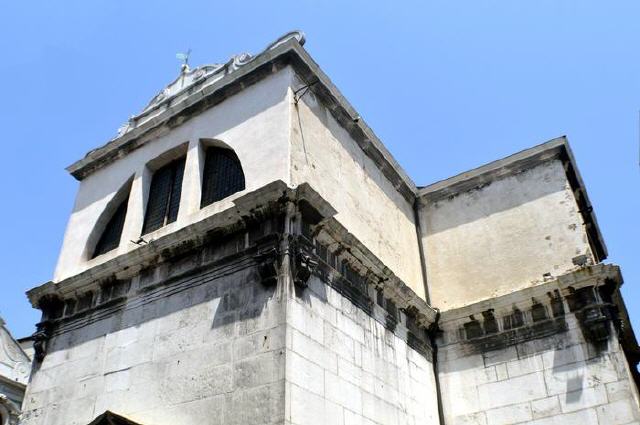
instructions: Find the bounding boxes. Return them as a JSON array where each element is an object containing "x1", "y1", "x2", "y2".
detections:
[
  {"x1": 93, "y1": 195, "x2": 129, "y2": 258},
  {"x1": 89, "y1": 178, "x2": 133, "y2": 259},
  {"x1": 200, "y1": 146, "x2": 245, "y2": 208},
  {"x1": 142, "y1": 155, "x2": 186, "y2": 234}
]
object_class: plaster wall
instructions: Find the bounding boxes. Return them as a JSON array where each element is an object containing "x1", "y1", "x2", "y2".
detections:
[
  {"x1": 420, "y1": 160, "x2": 593, "y2": 310},
  {"x1": 22, "y1": 264, "x2": 287, "y2": 425},
  {"x1": 54, "y1": 67, "x2": 295, "y2": 282},
  {"x1": 438, "y1": 315, "x2": 640, "y2": 425},
  {"x1": 289, "y1": 84, "x2": 424, "y2": 299},
  {"x1": 285, "y1": 276, "x2": 440, "y2": 425}
]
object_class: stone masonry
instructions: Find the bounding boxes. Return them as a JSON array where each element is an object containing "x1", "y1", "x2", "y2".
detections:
[{"x1": 20, "y1": 31, "x2": 640, "y2": 425}]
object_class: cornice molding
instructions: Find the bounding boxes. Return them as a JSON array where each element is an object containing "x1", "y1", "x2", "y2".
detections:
[{"x1": 27, "y1": 181, "x2": 436, "y2": 329}]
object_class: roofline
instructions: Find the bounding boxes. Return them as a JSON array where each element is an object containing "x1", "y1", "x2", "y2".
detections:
[
  {"x1": 66, "y1": 34, "x2": 417, "y2": 202},
  {"x1": 417, "y1": 136, "x2": 608, "y2": 262},
  {"x1": 63, "y1": 35, "x2": 607, "y2": 260}
]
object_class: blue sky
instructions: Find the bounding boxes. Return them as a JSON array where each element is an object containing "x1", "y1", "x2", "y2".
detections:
[{"x1": 0, "y1": 1, "x2": 638, "y2": 338}]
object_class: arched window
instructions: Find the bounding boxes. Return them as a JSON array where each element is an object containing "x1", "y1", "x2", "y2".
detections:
[
  {"x1": 200, "y1": 147, "x2": 245, "y2": 208},
  {"x1": 142, "y1": 156, "x2": 186, "y2": 234},
  {"x1": 92, "y1": 195, "x2": 129, "y2": 258}
]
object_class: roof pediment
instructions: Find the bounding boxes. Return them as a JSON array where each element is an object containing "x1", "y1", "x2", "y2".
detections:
[
  {"x1": 114, "y1": 31, "x2": 305, "y2": 138},
  {"x1": 0, "y1": 318, "x2": 30, "y2": 386},
  {"x1": 65, "y1": 30, "x2": 417, "y2": 205}
]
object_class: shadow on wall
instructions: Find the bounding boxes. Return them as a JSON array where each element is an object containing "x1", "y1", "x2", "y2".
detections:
[
  {"x1": 44, "y1": 258, "x2": 278, "y2": 357},
  {"x1": 441, "y1": 324, "x2": 611, "y2": 375},
  {"x1": 424, "y1": 160, "x2": 571, "y2": 236},
  {"x1": 294, "y1": 82, "x2": 416, "y2": 223}
]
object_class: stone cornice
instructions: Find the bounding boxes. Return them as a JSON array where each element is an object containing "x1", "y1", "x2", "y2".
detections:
[
  {"x1": 26, "y1": 181, "x2": 436, "y2": 328},
  {"x1": 314, "y1": 218, "x2": 438, "y2": 327},
  {"x1": 27, "y1": 180, "x2": 296, "y2": 307},
  {"x1": 439, "y1": 263, "x2": 622, "y2": 325},
  {"x1": 436, "y1": 264, "x2": 627, "y2": 354}
]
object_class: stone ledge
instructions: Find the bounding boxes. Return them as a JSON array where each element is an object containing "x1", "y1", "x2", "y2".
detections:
[
  {"x1": 27, "y1": 180, "x2": 436, "y2": 331},
  {"x1": 439, "y1": 263, "x2": 622, "y2": 325},
  {"x1": 437, "y1": 264, "x2": 627, "y2": 354}
]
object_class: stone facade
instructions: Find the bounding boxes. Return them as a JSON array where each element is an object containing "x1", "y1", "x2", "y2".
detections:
[
  {"x1": 438, "y1": 265, "x2": 640, "y2": 424},
  {"x1": 0, "y1": 318, "x2": 32, "y2": 425},
  {"x1": 21, "y1": 31, "x2": 639, "y2": 425}
]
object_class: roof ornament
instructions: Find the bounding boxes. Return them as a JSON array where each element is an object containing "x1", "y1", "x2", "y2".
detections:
[
  {"x1": 114, "y1": 31, "x2": 307, "y2": 138},
  {"x1": 176, "y1": 49, "x2": 192, "y2": 74},
  {"x1": 265, "y1": 30, "x2": 306, "y2": 50}
]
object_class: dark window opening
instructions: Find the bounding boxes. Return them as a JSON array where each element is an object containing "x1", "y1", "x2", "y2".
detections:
[
  {"x1": 200, "y1": 147, "x2": 245, "y2": 208},
  {"x1": 93, "y1": 196, "x2": 129, "y2": 258},
  {"x1": 142, "y1": 156, "x2": 186, "y2": 234}
]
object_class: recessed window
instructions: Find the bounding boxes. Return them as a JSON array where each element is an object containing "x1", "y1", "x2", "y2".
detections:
[
  {"x1": 201, "y1": 147, "x2": 245, "y2": 208},
  {"x1": 142, "y1": 156, "x2": 186, "y2": 234},
  {"x1": 92, "y1": 195, "x2": 129, "y2": 258}
]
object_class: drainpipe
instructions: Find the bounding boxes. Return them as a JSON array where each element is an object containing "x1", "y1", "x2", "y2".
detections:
[
  {"x1": 413, "y1": 198, "x2": 431, "y2": 305},
  {"x1": 414, "y1": 197, "x2": 445, "y2": 424},
  {"x1": 428, "y1": 309, "x2": 445, "y2": 425}
]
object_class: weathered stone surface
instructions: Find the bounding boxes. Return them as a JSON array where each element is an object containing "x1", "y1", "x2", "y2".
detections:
[
  {"x1": 438, "y1": 270, "x2": 640, "y2": 425},
  {"x1": 20, "y1": 30, "x2": 640, "y2": 425}
]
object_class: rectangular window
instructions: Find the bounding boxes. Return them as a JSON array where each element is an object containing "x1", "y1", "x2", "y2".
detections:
[{"x1": 142, "y1": 156, "x2": 186, "y2": 234}]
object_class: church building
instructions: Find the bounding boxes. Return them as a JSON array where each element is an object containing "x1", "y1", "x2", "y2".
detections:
[
  {"x1": 0, "y1": 317, "x2": 32, "y2": 425},
  {"x1": 21, "y1": 31, "x2": 640, "y2": 425}
]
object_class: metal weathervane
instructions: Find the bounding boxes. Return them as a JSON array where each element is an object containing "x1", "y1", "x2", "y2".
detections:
[{"x1": 176, "y1": 49, "x2": 192, "y2": 73}]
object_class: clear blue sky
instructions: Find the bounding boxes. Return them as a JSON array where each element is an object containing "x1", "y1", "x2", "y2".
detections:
[{"x1": 0, "y1": 1, "x2": 638, "y2": 338}]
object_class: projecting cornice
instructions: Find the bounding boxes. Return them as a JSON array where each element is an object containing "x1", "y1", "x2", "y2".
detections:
[{"x1": 27, "y1": 181, "x2": 436, "y2": 328}]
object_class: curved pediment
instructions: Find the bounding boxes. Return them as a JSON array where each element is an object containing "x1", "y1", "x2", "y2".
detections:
[
  {"x1": 115, "y1": 31, "x2": 306, "y2": 138},
  {"x1": 0, "y1": 319, "x2": 30, "y2": 386}
]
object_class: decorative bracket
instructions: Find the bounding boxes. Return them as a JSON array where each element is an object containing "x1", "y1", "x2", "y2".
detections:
[
  {"x1": 33, "y1": 321, "x2": 53, "y2": 363},
  {"x1": 293, "y1": 247, "x2": 318, "y2": 289},
  {"x1": 254, "y1": 248, "x2": 279, "y2": 286}
]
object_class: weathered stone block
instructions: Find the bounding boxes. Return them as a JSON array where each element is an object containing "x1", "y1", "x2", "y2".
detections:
[
  {"x1": 486, "y1": 402, "x2": 532, "y2": 425},
  {"x1": 286, "y1": 351, "x2": 325, "y2": 396},
  {"x1": 531, "y1": 396, "x2": 561, "y2": 419},
  {"x1": 325, "y1": 371, "x2": 363, "y2": 414},
  {"x1": 596, "y1": 399, "x2": 639, "y2": 425},
  {"x1": 289, "y1": 327, "x2": 338, "y2": 374},
  {"x1": 477, "y1": 372, "x2": 547, "y2": 410},
  {"x1": 559, "y1": 385, "x2": 607, "y2": 413}
]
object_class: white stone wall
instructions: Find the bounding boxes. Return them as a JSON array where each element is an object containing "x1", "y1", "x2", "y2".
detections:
[
  {"x1": 55, "y1": 67, "x2": 295, "y2": 282},
  {"x1": 285, "y1": 276, "x2": 440, "y2": 425},
  {"x1": 22, "y1": 265, "x2": 287, "y2": 425},
  {"x1": 420, "y1": 159, "x2": 594, "y2": 310},
  {"x1": 438, "y1": 314, "x2": 640, "y2": 425},
  {"x1": 289, "y1": 84, "x2": 425, "y2": 299}
]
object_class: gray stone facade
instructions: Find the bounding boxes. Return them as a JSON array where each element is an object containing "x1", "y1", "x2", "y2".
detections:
[
  {"x1": 20, "y1": 32, "x2": 639, "y2": 424},
  {"x1": 22, "y1": 184, "x2": 438, "y2": 424},
  {"x1": 438, "y1": 265, "x2": 640, "y2": 424},
  {"x1": 0, "y1": 318, "x2": 32, "y2": 425}
]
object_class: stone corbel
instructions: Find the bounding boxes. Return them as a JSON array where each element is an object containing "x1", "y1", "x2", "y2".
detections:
[
  {"x1": 32, "y1": 321, "x2": 53, "y2": 363},
  {"x1": 254, "y1": 248, "x2": 279, "y2": 286},
  {"x1": 292, "y1": 246, "x2": 318, "y2": 289},
  {"x1": 565, "y1": 285, "x2": 616, "y2": 343}
]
